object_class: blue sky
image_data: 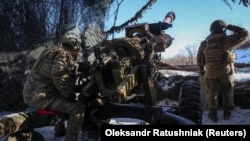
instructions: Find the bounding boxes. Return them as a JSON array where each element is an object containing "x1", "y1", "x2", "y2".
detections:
[{"x1": 107, "y1": 0, "x2": 250, "y2": 58}]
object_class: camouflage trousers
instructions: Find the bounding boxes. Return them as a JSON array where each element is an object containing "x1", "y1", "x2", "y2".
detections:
[
  {"x1": 206, "y1": 74, "x2": 235, "y2": 110},
  {"x1": 27, "y1": 96, "x2": 85, "y2": 141}
]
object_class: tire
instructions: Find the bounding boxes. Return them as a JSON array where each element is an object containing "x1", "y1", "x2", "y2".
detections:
[{"x1": 178, "y1": 79, "x2": 202, "y2": 125}]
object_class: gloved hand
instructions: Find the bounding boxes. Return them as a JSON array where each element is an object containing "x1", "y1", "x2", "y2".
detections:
[
  {"x1": 226, "y1": 24, "x2": 234, "y2": 29},
  {"x1": 226, "y1": 24, "x2": 241, "y2": 32}
]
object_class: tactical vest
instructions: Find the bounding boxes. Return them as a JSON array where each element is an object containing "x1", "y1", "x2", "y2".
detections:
[
  {"x1": 205, "y1": 36, "x2": 236, "y2": 64},
  {"x1": 205, "y1": 37, "x2": 224, "y2": 63}
]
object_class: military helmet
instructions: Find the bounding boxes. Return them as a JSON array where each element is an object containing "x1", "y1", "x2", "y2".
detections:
[
  {"x1": 62, "y1": 38, "x2": 81, "y2": 50},
  {"x1": 61, "y1": 23, "x2": 82, "y2": 44},
  {"x1": 210, "y1": 20, "x2": 227, "y2": 34}
]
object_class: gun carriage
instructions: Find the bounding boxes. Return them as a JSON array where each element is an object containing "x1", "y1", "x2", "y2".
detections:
[{"x1": 0, "y1": 11, "x2": 202, "y2": 141}]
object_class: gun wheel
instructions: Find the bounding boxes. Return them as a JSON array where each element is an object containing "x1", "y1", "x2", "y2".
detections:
[{"x1": 178, "y1": 79, "x2": 202, "y2": 125}]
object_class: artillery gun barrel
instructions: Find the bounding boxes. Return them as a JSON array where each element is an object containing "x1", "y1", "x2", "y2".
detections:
[{"x1": 163, "y1": 11, "x2": 176, "y2": 24}]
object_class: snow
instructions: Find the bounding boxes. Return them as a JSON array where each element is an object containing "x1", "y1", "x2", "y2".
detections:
[
  {"x1": 235, "y1": 48, "x2": 250, "y2": 64},
  {"x1": 0, "y1": 48, "x2": 249, "y2": 141},
  {"x1": 1, "y1": 68, "x2": 250, "y2": 141},
  {"x1": 202, "y1": 107, "x2": 250, "y2": 125}
]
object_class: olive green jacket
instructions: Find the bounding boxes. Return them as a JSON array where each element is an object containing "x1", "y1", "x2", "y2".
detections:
[{"x1": 197, "y1": 25, "x2": 248, "y2": 79}]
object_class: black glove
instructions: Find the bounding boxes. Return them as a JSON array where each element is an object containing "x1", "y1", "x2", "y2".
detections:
[
  {"x1": 226, "y1": 24, "x2": 234, "y2": 30},
  {"x1": 226, "y1": 24, "x2": 241, "y2": 32}
]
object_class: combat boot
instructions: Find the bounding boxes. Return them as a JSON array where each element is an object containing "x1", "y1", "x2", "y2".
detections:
[
  {"x1": 208, "y1": 109, "x2": 218, "y2": 122},
  {"x1": 223, "y1": 108, "x2": 231, "y2": 120},
  {"x1": 54, "y1": 119, "x2": 66, "y2": 137}
]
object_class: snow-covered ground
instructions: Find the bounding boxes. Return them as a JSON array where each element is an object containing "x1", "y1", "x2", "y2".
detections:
[
  {"x1": 1, "y1": 47, "x2": 249, "y2": 140},
  {"x1": 1, "y1": 68, "x2": 250, "y2": 141},
  {"x1": 159, "y1": 67, "x2": 250, "y2": 125}
]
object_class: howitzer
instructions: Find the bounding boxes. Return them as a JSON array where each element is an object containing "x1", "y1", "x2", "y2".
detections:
[
  {"x1": 74, "y1": 14, "x2": 200, "y2": 138},
  {"x1": 0, "y1": 11, "x2": 203, "y2": 141},
  {"x1": 76, "y1": 11, "x2": 201, "y2": 130},
  {"x1": 78, "y1": 11, "x2": 176, "y2": 105}
]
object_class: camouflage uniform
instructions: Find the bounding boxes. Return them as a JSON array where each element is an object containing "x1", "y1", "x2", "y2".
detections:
[
  {"x1": 23, "y1": 42, "x2": 85, "y2": 141},
  {"x1": 197, "y1": 20, "x2": 248, "y2": 121}
]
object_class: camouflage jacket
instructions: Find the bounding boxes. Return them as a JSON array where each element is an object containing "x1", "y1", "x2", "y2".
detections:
[
  {"x1": 23, "y1": 46, "x2": 78, "y2": 104},
  {"x1": 197, "y1": 25, "x2": 248, "y2": 79}
]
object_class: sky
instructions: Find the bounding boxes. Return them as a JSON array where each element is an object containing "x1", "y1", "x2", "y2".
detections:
[
  {"x1": 107, "y1": 0, "x2": 250, "y2": 58},
  {"x1": 1, "y1": 1, "x2": 250, "y2": 139}
]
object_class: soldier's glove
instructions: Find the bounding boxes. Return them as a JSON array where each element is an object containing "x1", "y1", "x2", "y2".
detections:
[
  {"x1": 226, "y1": 24, "x2": 241, "y2": 32},
  {"x1": 226, "y1": 24, "x2": 235, "y2": 30}
]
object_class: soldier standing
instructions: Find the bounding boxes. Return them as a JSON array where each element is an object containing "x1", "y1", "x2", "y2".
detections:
[
  {"x1": 23, "y1": 24, "x2": 85, "y2": 141},
  {"x1": 197, "y1": 20, "x2": 248, "y2": 122}
]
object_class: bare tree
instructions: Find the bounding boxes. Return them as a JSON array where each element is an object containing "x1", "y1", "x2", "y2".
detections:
[
  {"x1": 184, "y1": 44, "x2": 199, "y2": 65},
  {"x1": 0, "y1": 0, "x2": 249, "y2": 112},
  {"x1": 223, "y1": 0, "x2": 250, "y2": 9}
]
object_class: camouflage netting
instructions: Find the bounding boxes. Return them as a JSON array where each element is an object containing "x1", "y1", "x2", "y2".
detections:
[
  {"x1": 0, "y1": 0, "x2": 159, "y2": 112},
  {"x1": 1, "y1": 0, "x2": 249, "y2": 112},
  {"x1": 0, "y1": 0, "x2": 112, "y2": 112},
  {"x1": 0, "y1": 52, "x2": 28, "y2": 112}
]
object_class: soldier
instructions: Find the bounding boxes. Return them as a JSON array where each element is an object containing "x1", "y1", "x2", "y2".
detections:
[
  {"x1": 23, "y1": 23, "x2": 85, "y2": 141},
  {"x1": 197, "y1": 20, "x2": 248, "y2": 122}
]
